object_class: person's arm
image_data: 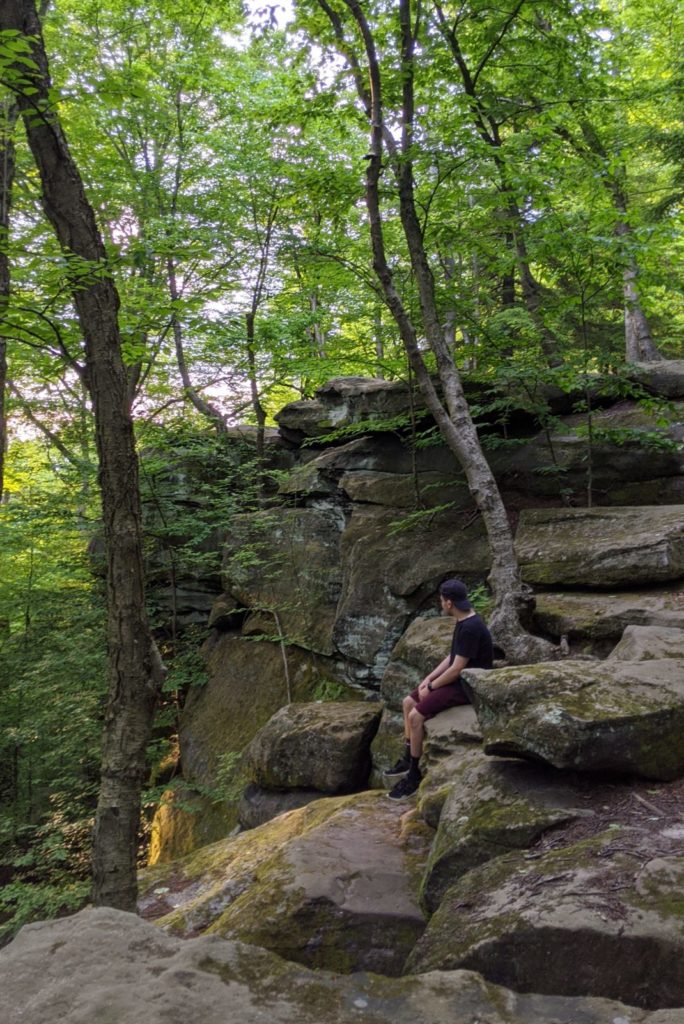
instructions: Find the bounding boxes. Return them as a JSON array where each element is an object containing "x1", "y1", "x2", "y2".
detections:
[{"x1": 416, "y1": 655, "x2": 469, "y2": 698}]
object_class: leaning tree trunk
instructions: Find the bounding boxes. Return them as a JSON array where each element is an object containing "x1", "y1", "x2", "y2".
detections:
[
  {"x1": 340, "y1": 0, "x2": 554, "y2": 663},
  {"x1": 1, "y1": 0, "x2": 164, "y2": 909}
]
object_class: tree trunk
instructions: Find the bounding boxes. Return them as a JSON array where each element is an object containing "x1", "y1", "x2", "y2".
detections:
[
  {"x1": 614, "y1": 222, "x2": 662, "y2": 362},
  {"x1": 166, "y1": 257, "x2": 228, "y2": 432},
  {"x1": 0, "y1": 99, "x2": 17, "y2": 501},
  {"x1": 245, "y1": 311, "x2": 267, "y2": 458},
  {"x1": 1, "y1": 0, "x2": 164, "y2": 910},
  {"x1": 340, "y1": 0, "x2": 554, "y2": 662}
]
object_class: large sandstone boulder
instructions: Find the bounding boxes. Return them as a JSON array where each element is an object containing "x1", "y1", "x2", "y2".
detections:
[
  {"x1": 180, "y1": 635, "x2": 346, "y2": 791},
  {"x1": 420, "y1": 749, "x2": 589, "y2": 913},
  {"x1": 608, "y1": 624, "x2": 684, "y2": 662},
  {"x1": 532, "y1": 584, "x2": 684, "y2": 652},
  {"x1": 463, "y1": 658, "x2": 684, "y2": 781},
  {"x1": 245, "y1": 701, "x2": 382, "y2": 794},
  {"x1": 140, "y1": 792, "x2": 430, "y2": 976},
  {"x1": 4, "y1": 907, "x2": 677, "y2": 1024},
  {"x1": 222, "y1": 505, "x2": 344, "y2": 655},
  {"x1": 516, "y1": 506, "x2": 684, "y2": 587},
  {"x1": 489, "y1": 400, "x2": 684, "y2": 507},
  {"x1": 406, "y1": 826, "x2": 684, "y2": 1011}
]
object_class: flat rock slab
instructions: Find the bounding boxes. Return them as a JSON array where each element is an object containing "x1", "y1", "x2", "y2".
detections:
[
  {"x1": 463, "y1": 658, "x2": 684, "y2": 781},
  {"x1": 246, "y1": 701, "x2": 382, "y2": 794},
  {"x1": 4, "y1": 907, "x2": 678, "y2": 1024},
  {"x1": 420, "y1": 749, "x2": 590, "y2": 913},
  {"x1": 140, "y1": 791, "x2": 430, "y2": 976},
  {"x1": 516, "y1": 506, "x2": 684, "y2": 587},
  {"x1": 406, "y1": 826, "x2": 684, "y2": 1011},
  {"x1": 609, "y1": 625, "x2": 684, "y2": 662},
  {"x1": 532, "y1": 584, "x2": 684, "y2": 651}
]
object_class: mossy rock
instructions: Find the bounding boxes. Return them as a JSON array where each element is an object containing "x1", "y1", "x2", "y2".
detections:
[
  {"x1": 147, "y1": 786, "x2": 238, "y2": 866},
  {"x1": 516, "y1": 506, "x2": 684, "y2": 588},
  {"x1": 463, "y1": 657, "x2": 684, "y2": 781},
  {"x1": 4, "y1": 906, "x2": 679, "y2": 1024},
  {"x1": 419, "y1": 751, "x2": 588, "y2": 914},
  {"x1": 532, "y1": 584, "x2": 684, "y2": 652},
  {"x1": 245, "y1": 701, "x2": 382, "y2": 794},
  {"x1": 406, "y1": 828, "x2": 684, "y2": 1011},
  {"x1": 140, "y1": 792, "x2": 430, "y2": 976}
]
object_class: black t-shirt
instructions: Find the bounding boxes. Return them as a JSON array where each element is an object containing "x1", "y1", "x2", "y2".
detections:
[{"x1": 449, "y1": 613, "x2": 494, "y2": 671}]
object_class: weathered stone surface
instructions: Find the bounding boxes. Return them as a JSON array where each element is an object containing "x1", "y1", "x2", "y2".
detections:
[
  {"x1": 629, "y1": 359, "x2": 684, "y2": 398},
  {"x1": 420, "y1": 750, "x2": 588, "y2": 913},
  {"x1": 406, "y1": 827, "x2": 684, "y2": 1011},
  {"x1": 340, "y1": 470, "x2": 470, "y2": 509},
  {"x1": 489, "y1": 400, "x2": 684, "y2": 506},
  {"x1": 238, "y1": 782, "x2": 324, "y2": 830},
  {"x1": 5, "y1": 906, "x2": 675, "y2": 1024},
  {"x1": 222, "y1": 505, "x2": 344, "y2": 655},
  {"x1": 381, "y1": 616, "x2": 455, "y2": 708},
  {"x1": 532, "y1": 584, "x2": 684, "y2": 652},
  {"x1": 608, "y1": 625, "x2": 684, "y2": 662},
  {"x1": 516, "y1": 506, "x2": 684, "y2": 587},
  {"x1": 246, "y1": 701, "x2": 382, "y2": 794},
  {"x1": 179, "y1": 634, "x2": 344, "y2": 792},
  {"x1": 275, "y1": 376, "x2": 425, "y2": 440},
  {"x1": 463, "y1": 658, "x2": 684, "y2": 781},
  {"x1": 422, "y1": 705, "x2": 482, "y2": 766},
  {"x1": 141, "y1": 792, "x2": 430, "y2": 976},
  {"x1": 334, "y1": 506, "x2": 489, "y2": 681}
]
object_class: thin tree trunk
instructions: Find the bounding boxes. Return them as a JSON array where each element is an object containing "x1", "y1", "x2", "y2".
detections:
[
  {"x1": 1, "y1": 0, "x2": 164, "y2": 910},
  {"x1": 0, "y1": 98, "x2": 17, "y2": 501},
  {"x1": 339, "y1": 0, "x2": 554, "y2": 662},
  {"x1": 245, "y1": 310, "x2": 267, "y2": 458},
  {"x1": 166, "y1": 257, "x2": 228, "y2": 432},
  {"x1": 574, "y1": 120, "x2": 662, "y2": 362},
  {"x1": 615, "y1": 221, "x2": 662, "y2": 362}
]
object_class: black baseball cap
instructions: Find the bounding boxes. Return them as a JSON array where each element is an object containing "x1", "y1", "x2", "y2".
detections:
[{"x1": 439, "y1": 578, "x2": 472, "y2": 611}]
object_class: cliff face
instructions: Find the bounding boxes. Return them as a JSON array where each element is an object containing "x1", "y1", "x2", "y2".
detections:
[
  {"x1": 4, "y1": 368, "x2": 684, "y2": 1021},
  {"x1": 150, "y1": 369, "x2": 684, "y2": 858}
]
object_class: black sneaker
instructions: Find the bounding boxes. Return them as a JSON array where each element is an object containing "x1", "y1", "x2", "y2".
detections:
[
  {"x1": 385, "y1": 753, "x2": 411, "y2": 777},
  {"x1": 387, "y1": 772, "x2": 421, "y2": 800}
]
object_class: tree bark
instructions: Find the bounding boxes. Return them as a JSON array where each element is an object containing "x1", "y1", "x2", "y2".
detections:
[
  {"x1": 0, "y1": 98, "x2": 17, "y2": 501},
  {"x1": 338, "y1": 0, "x2": 554, "y2": 662},
  {"x1": 0, "y1": 0, "x2": 164, "y2": 910}
]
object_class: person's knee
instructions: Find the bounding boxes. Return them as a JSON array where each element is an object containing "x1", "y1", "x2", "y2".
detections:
[
  {"x1": 403, "y1": 695, "x2": 416, "y2": 713},
  {"x1": 408, "y1": 707, "x2": 424, "y2": 730}
]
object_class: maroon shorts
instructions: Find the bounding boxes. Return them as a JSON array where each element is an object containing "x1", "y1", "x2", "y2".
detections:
[{"x1": 410, "y1": 683, "x2": 469, "y2": 720}]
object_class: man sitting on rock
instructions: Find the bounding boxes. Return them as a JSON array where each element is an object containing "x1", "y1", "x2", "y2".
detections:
[{"x1": 386, "y1": 578, "x2": 493, "y2": 800}]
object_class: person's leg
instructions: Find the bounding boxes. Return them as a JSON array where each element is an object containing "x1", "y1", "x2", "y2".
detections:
[
  {"x1": 408, "y1": 706, "x2": 426, "y2": 759},
  {"x1": 386, "y1": 692, "x2": 418, "y2": 777},
  {"x1": 402, "y1": 694, "x2": 417, "y2": 740}
]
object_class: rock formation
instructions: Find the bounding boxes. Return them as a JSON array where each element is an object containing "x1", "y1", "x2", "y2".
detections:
[{"x1": 6, "y1": 368, "x2": 681, "y2": 1020}]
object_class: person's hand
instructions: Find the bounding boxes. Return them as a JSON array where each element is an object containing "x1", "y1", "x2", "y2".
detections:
[{"x1": 418, "y1": 679, "x2": 431, "y2": 698}]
